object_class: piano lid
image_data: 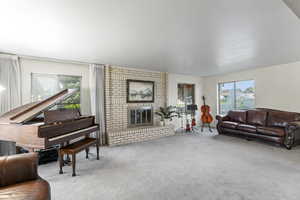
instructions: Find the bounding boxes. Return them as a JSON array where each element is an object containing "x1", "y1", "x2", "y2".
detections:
[{"x1": 0, "y1": 89, "x2": 78, "y2": 124}]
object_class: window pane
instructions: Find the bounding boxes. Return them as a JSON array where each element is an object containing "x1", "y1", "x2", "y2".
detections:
[
  {"x1": 31, "y1": 73, "x2": 81, "y2": 110},
  {"x1": 57, "y1": 75, "x2": 81, "y2": 107},
  {"x1": 236, "y1": 80, "x2": 255, "y2": 110},
  {"x1": 177, "y1": 84, "x2": 184, "y2": 106},
  {"x1": 31, "y1": 74, "x2": 60, "y2": 101},
  {"x1": 219, "y1": 82, "x2": 235, "y2": 115},
  {"x1": 177, "y1": 84, "x2": 195, "y2": 107}
]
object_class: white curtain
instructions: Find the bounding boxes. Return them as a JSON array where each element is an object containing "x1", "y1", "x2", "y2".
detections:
[
  {"x1": 0, "y1": 54, "x2": 22, "y2": 115},
  {"x1": 89, "y1": 64, "x2": 106, "y2": 145}
]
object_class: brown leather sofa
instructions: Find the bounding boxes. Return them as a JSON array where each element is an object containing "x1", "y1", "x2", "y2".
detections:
[
  {"x1": 216, "y1": 108, "x2": 300, "y2": 149},
  {"x1": 0, "y1": 153, "x2": 51, "y2": 200}
]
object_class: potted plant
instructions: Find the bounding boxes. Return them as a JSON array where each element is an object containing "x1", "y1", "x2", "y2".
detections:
[{"x1": 155, "y1": 106, "x2": 180, "y2": 126}]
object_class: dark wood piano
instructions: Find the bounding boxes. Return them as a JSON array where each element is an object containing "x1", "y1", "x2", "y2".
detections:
[{"x1": 0, "y1": 89, "x2": 99, "y2": 151}]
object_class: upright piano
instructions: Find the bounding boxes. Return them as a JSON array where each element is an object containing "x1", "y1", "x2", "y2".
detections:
[{"x1": 0, "y1": 89, "x2": 99, "y2": 151}]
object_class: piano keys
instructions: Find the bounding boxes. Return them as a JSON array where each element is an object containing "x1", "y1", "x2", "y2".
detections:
[{"x1": 0, "y1": 89, "x2": 99, "y2": 151}]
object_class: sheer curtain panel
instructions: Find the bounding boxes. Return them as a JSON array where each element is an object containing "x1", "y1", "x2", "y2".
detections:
[
  {"x1": 0, "y1": 54, "x2": 21, "y2": 115},
  {"x1": 89, "y1": 64, "x2": 106, "y2": 145}
]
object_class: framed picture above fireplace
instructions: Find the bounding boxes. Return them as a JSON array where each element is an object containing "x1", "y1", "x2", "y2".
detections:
[{"x1": 127, "y1": 79, "x2": 155, "y2": 103}]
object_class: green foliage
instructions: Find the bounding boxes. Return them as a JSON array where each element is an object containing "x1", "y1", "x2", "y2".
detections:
[
  {"x1": 31, "y1": 74, "x2": 82, "y2": 109},
  {"x1": 59, "y1": 75, "x2": 81, "y2": 105},
  {"x1": 244, "y1": 87, "x2": 254, "y2": 93},
  {"x1": 63, "y1": 104, "x2": 81, "y2": 110},
  {"x1": 155, "y1": 106, "x2": 180, "y2": 122}
]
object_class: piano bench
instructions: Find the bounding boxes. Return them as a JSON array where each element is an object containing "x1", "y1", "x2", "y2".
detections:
[{"x1": 58, "y1": 138, "x2": 99, "y2": 177}]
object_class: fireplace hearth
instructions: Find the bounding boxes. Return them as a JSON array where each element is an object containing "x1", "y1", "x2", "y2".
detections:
[{"x1": 128, "y1": 106, "x2": 153, "y2": 127}]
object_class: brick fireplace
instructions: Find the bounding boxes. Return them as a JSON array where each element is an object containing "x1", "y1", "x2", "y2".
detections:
[{"x1": 104, "y1": 66, "x2": 175, "y2": 146}]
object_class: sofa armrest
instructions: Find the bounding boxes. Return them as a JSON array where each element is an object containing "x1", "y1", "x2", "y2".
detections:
[
  {"x1": 0, "y1": 153, "x2": 38, "y2": 187},
  {"x1": 216, "y1": 115, "x2": 229, "y2": 122},
  {"x1": 287, "y1": 121, "x2": 300, "y2": 127},
  {"x1": 284, "y1": 121, "x2": 300, "y2": 149}
]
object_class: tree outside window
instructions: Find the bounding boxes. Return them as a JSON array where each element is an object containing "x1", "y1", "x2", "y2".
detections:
[
  {"x1": 31, "y1": 73, "x2": 82, "y2": 110},
  {"x1": 218, "y1": 80, "x2": 255, "y2": 115}
]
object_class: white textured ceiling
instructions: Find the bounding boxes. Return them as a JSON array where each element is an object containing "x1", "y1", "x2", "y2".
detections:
[
  {"x1": 283, "y1": 0, "x2": 300, "y2": 18},
  {"x1": 1, "y1": 0, "x2": 300, "y2": 76}
]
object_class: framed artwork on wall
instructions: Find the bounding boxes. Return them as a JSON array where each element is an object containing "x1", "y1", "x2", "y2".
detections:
[{"x1": 126, "y1": 79, "x2": 155, "y2": 103}]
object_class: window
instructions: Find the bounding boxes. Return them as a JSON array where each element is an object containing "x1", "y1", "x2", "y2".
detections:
[
  {"x1": 218, "y1": 80, "x2": 255, "y2": 115},
  {"x1": 177, "y1": 84, "x2": 195, "y2": 107},
  {"x1": 31, "y1": 73, "x2": 82, "y2": 110}
]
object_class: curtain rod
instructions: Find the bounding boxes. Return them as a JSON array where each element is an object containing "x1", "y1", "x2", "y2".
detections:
[{"x1": 0, "y1": 51, "x2": 103, "y2": 66}]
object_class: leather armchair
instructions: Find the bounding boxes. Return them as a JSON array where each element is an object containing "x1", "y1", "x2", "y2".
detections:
[{"x1": 0, "y1": 153, "x2": 51, "y2": 200}]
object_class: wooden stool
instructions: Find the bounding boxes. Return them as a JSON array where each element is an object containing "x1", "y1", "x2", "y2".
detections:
[{"x1": 58, "y1": 138, "x2": 99, "y2": 177}]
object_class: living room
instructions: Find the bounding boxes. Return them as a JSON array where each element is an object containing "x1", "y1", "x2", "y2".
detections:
[{"x1": 1, "y1": 1, "x2": 300, "y2": 200}]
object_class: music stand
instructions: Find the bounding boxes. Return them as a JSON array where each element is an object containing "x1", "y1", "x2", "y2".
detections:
[{"x1": 187, "y1": 104, "x2": 198, "y2": 132}]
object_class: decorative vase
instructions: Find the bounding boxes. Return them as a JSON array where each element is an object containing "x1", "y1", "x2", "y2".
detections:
[
  {"x1": 160, "y1": 121, "x2": 165, "y2": 126},
  {"x1": 165, "y1": 120, "x2": 172, "y2": 126}
]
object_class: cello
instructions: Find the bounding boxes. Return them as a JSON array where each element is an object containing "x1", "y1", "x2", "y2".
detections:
[{"x1": 201, "y1": 96, "x2": 213, "y2": 132}]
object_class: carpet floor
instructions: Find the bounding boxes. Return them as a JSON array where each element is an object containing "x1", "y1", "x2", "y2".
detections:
[{"x1": 39, "y1": 130, "x2": 300, "y2": 200}]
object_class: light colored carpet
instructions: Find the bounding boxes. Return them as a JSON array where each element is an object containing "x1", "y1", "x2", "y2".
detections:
[{"x1": 39, "y1": 130, "x2": 300, "y2": 200}]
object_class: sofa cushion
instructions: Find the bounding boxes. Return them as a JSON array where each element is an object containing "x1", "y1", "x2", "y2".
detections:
[
  {"x1": 257, "y1": 126, "x2": 285, "y2": 137},
  {"x1": 228, "y1": 110, "x2": 247, "y2": 123},
  {"x1": 221, "y1": 121, "x2": 238, "y2": 129},
  {"x1": 0, "y1": 179, "x2": 51, "y2": 200},
  {"x1": 236, "y1": 124, "x2": 257, "y2": 133},
  {"x1": 247, "y1": 110, "x2": 267, "y2": 126},
  {"x1": 267, "y1": 111, "x2": 298, "y2": 128}
]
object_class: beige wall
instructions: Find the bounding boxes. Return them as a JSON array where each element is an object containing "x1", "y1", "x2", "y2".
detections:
[
  {"x1": 203, "y1": 61, "x2": 300, "y2": 125},
  {"x1": 167, "y1": 73, "x2": 203, "y2": 128},
  {"x1": 167, "y1": 73, "x2": 203, "y2": 107},
  {"x1": 17, "y1": 57, "x2": 300, "y2": 129},
  {"x1": 20, "y1": 58, "x2": 91, "y2": 114}
]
